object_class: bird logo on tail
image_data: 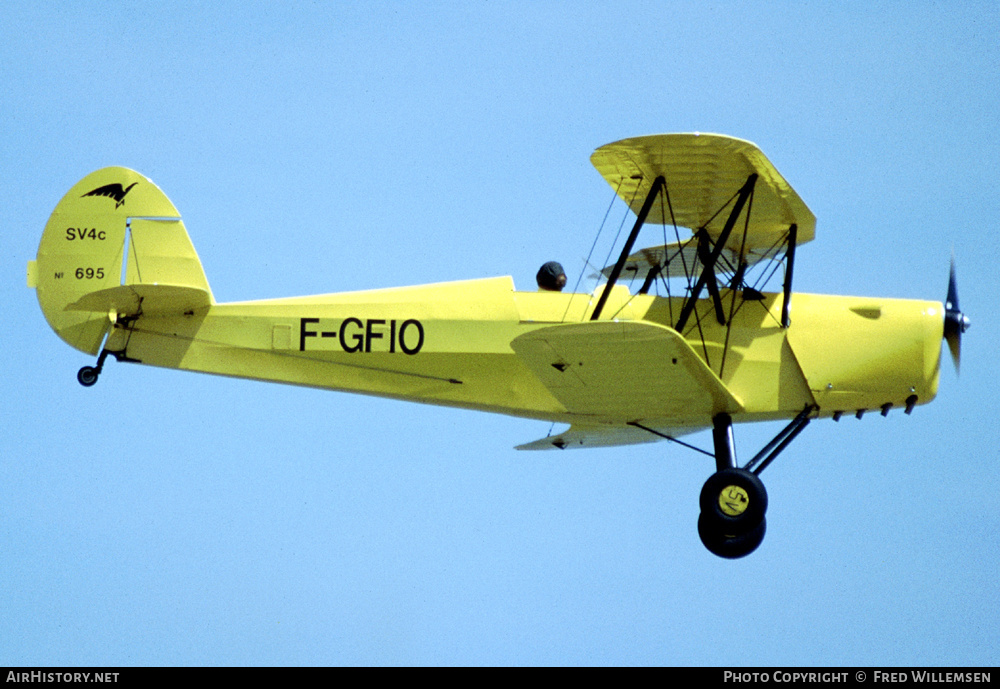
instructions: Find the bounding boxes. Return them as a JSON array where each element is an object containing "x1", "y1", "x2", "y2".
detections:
[{"x1": 82, "y1": 182, "x2": 138, "y2": 209}]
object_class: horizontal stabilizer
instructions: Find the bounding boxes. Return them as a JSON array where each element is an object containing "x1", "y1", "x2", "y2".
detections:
[{"x1": 67, "y1": 284, "x2": 212, "y2": 316}]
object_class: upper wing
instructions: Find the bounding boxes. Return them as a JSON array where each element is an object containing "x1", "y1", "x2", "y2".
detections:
[
  {"x1": 590, "y1": 133, "x2": 815, "y2": 252},
  {"x1": 510, "y1": 320, "x2": 742, "y2": 425}
]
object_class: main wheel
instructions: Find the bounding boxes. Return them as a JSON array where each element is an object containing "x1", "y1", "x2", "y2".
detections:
[
  {"x1": 77, "y1": 366, "x2": 99, "y2": 387},
  {"x1": 699, "y1": 467, "x2": 767, "y2": 535},
  {"x1": 698, "y1": 512, "x2": 767, "y2": 559}
]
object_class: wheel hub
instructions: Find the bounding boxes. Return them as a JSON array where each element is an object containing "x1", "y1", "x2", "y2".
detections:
[{"x1": 718, "y1": 485, "x2": 749, "y2": 516}]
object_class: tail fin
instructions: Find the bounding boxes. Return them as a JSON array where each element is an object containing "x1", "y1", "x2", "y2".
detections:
[{"x1": 29, "y1": 167, "x2": 213, "y2": 355}]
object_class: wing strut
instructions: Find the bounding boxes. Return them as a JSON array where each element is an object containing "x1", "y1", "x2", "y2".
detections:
[
  {"x1": 780, "y1": 224, "x2": 798, "y2": 328},
  {"x1": 590, "y1": 176, "x2": 665, "y2": 321},
  {"x1": 638, "y1": 263, "x2": 663, "y2": 295},
  {"x1": 696, "y1": 229, "x2": 727, "y2": 325},
  {"x1": 675, "y1": 173, "x2": 758, "y2": 332}
]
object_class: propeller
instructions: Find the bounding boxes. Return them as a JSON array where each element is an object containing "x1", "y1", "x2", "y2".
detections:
[{"x1": 943, "y1": 260, "x2": 971, "y2": 372}]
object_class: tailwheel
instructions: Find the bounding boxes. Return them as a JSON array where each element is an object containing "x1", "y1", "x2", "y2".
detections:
[
  {"x1": 76, "y1": 349, "x2": 114, "y2": 387},
  {"x1": 77, "y1": 366, "x2": 99, "y2": 387},
  {"x1": 698, "y1": 512, "x2": 766, "y2": 559}
]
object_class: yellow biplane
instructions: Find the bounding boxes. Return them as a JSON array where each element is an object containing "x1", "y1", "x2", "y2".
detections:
[{"x1": 28, "y1": 134, "x2": 968, "y2": 558}]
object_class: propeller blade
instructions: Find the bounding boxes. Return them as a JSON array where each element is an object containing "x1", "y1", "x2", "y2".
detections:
[
  {"x1": 943, "y1": 259, "x2": 970, "y2": 373},
  {"x1": 946, "y1": 328, "x2": 961, "y2": 373}
]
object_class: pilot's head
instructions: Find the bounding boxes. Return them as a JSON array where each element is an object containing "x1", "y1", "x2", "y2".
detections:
[{"x1": 536, "y1": 261, "x2": 567, "y2": 292}]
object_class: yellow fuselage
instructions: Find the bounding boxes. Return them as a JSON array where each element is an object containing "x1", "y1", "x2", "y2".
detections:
[{"x1": 101, "y1": 276, "x2": 942, "y2": 431}]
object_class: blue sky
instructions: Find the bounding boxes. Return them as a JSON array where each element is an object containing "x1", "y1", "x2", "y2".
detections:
[{"x1": 3, "y1": 1, "x2": 998, "y2": 666}]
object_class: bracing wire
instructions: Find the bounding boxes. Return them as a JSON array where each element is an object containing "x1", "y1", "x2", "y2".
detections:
[{"x1": 561, "y1": 179, "x2": 625, "y2": 323}]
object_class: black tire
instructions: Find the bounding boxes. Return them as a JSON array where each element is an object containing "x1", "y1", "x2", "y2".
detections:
[
  {"x1": 698, "y1": 512, "x2": 767, "y2": 559},
  {"x1": 77, "y1": 366, "x2": 99, "y2": 387},
  {"x1": 699, "y1": 467, "x2": 767, "y2": 534}
]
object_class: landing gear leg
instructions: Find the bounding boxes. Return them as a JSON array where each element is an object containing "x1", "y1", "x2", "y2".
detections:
[
  {"x1": 698, "y1": 414, "x2": 768, "y2": 558},
  {"x1": 699, "y1": 413, "x2": 768, "y2": 558},
  {"x1": 712, "y1": 413, "x2": 736, "y2": 472},
  {"x1": 696, "y1": 409, "x2": 813, "y2": 559}
]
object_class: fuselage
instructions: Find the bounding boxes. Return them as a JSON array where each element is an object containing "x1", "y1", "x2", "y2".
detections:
[{"x1": 101, "y1": 276, "x2": 943, "y2": 431}]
